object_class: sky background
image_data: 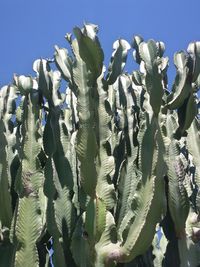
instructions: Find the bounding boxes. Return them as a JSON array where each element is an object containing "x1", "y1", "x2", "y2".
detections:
[{"x1": 0, "y1": 0, "x2": 200, "y2": 88}]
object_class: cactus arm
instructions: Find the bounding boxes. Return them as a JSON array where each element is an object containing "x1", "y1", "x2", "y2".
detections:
[
  {"x1": 43, "y1": 114, "x2": 57, "y2": 156},
  {"x1": 10, "y1": 76, "x2": 45, "y2": 267},
  {"x1": 85, "y1": 197, "x2": 106, "y2": 243},
  {"x1": 72, "y1": 40, "x2": 98, "y2": 197},
  {"x1": 0, "y1": 87, "x2": 16, "y2": 267},
  {"x1": 71, "y1": 213, "x2": 92, "y2": 267},
  {"x1": 0, "y1": 120, "x2": 13, "y2": 227},
  {"x1": 51, "y1": 239, "x2": 68, "y2": 267},
  {"x1": 63, "y1": 93, "x2": 80, "y2": 212},
  {"x1": 187, "y1": 118, "x2": 200, "y2": 212},
  {"x1": 95, "y1": 211, "x2": 120, "y2": 267},
  {"x1": 0, "y1": 148, "x2": 12, "y2": 225},
  {"x1": 120, "y1": 156, "x2": 165, "y2": 261},
  {"x1": 166, "y1": 114, "x2": 189, "y2": 237},
  {"x1": 106, "y1": 39, "x2": 131, "y2": 85},
  {"x1": 73, "y1": 25, "x2": 104, "y2": 79},
  {"x1": 0, "y1": 85, "x2": 17, "y2": 228},
  {"x1": 166, "y1": 51, "x2": 191, "y2": 109},
  {"x1": 116, "y1": 165, "x2": 141, "y2": 242},
  {"x1": 95, "y1": 73, "x2": 116, "y2": 209},
  {"x1": 139, "y1": 40, "x2": 164, "y2": 116},
  {"x1": 44, "y1": 150, "x2": 76, "y2": 266},
  {"x1": 64, "y1": 88, "x2": 78, "y2": 132},
  {"x1": 114, "y1": 75, "x2": 141, "y2": 238},
  {"x1": 132, "y1": 35, "x2": 144, "y2": 64},
  {"x1": 54, "y1": 46, "x2": 74, "y2": 85},
  {"x1": 37, "y1": 61, "x2": 77, "y2": 266},
  {"x1": 43, "y1": 158, "x2": 67, "y2": 267},
  {"x1": 187, "y1": 41, "x2": 200, "y2": 82},
  {"x1": 187, "y1": 118, "x2": 200, "y2": 167},
  {"x1": 14, "y1": 197, "x2": 42, "y2": 267},
  {"x1": 100, "y1": 116, "x2": 166, "y2": 264},
  {"x1": 95, "y1": 142, "x2": 116, "y2": 209},
  {"x1": 175, "y1": 92, "x2": 197, "y2": 138},
  {"x1": 117, "y1": 117, "x2": 165, "y2": 262},
  {"x1": 139, "y1": 40, "x2": 158, "y2": 74},
  {"x1": 165, "y1": 46, "x2": 200, "y2": 138}
]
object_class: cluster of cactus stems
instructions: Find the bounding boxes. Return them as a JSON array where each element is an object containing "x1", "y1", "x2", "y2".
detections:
[{"x1": 1, "y1": 23, "x2": 200, "y2": 267}]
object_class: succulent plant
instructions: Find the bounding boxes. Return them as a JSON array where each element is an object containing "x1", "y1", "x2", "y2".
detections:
[{"x1": 0, "y1": 23, "x2": 200, "y2": 267}]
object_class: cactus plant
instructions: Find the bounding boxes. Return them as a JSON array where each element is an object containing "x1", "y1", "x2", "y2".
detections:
[{"x1": 0, "y1": 23, "x2": 200, "y2": 267}]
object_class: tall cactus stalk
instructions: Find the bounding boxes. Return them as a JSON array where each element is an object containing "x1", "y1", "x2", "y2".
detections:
[{"x1": 1, "y1": 23, "x2": 200, "y2": 267}]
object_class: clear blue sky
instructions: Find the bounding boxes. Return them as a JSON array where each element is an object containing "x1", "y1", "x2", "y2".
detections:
[{"x1": 0, "y1": 0, "x2": 200, "y2": 87}]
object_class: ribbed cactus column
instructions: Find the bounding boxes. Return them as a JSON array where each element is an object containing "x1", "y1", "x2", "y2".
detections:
[
  {"x1": 34, "y1": 59, "x2": 77, "y2": 267},
  {"x1": 0, "y1": 85, "x2": 16, "y2": 228},
  {"x1": 0, "y1": 85, "x2": 17, "y2": 266},
  {"x1": 9, "y1": 76, "x2": 45, "y2": 267}
]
